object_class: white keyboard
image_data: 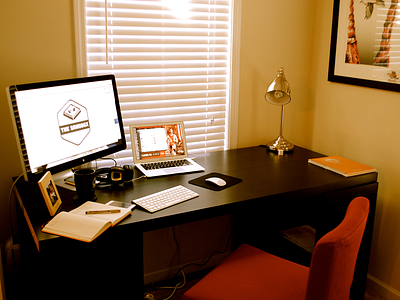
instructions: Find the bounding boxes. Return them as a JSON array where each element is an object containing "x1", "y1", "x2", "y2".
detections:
[{"x1": 132, "y1": 185, "x2": 199, "y2": 213}]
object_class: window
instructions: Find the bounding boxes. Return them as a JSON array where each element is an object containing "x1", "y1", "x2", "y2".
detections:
[{"x1": 74, "y1": 0, "x2": 241, "y2": 165}]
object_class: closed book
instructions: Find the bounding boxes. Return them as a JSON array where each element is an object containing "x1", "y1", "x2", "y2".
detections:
[{"x1": 308, "y1": 156, "x2": 375, "y2": 177}]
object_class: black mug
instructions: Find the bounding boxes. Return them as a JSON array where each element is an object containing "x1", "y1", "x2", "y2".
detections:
[{"x1": 73, "y1": 168, "x2": 97, "y2": 202}]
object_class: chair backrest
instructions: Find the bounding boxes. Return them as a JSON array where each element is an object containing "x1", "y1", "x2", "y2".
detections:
[{"x1": 305, "y1": 197, "x2": 370, "y2": 300}]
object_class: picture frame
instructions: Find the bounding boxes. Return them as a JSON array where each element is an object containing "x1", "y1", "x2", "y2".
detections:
[
  {"x1": 38, "y1": 171, "x2": 62, "y2": 216},
  {"x1": 328, "y1": 0, "x2": 400, "y2": 92}
]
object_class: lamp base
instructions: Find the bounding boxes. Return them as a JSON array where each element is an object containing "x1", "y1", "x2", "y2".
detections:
[{"x1": 264, "y1": 136, "x2": 294, "y2": 153}]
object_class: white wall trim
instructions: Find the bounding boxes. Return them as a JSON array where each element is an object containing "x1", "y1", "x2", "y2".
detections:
[
  {"x1": 73, "y1": 0, "x2": 87, "y2": 77},
  {"x1": 228, "y1": 0, "x2": 242, "y2": 150},
  {"x1": 367, "y1": 273, "x2": 400, "y2": 300}
]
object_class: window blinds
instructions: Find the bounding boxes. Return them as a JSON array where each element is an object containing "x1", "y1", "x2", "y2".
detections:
[{"x1": 78, "y1": 0, "x2": 234, "y2": 165}]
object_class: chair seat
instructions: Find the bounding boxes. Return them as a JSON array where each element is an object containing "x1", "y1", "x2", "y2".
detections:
[{"x1": 182, "y1": 244, "x2": 309, "y2": 300}]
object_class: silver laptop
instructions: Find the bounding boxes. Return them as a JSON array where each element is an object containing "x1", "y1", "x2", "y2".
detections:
[{"x1": 130, "y1": 122, "x2": 205, "y2": 177}]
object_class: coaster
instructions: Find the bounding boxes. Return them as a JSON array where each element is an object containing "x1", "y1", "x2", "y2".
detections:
[{"x1": 189, "y1": 172, "x2": 242, "y2": 191}]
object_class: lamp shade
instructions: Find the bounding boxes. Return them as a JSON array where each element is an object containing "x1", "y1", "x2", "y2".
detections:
[{"x1": 265, "y1": 68, "x2": 291, "y2": 106}]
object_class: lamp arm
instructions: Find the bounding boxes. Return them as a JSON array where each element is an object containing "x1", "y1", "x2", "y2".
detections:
[{"x1": 280, "y1": 105, "x2": 285, "y2": 137}]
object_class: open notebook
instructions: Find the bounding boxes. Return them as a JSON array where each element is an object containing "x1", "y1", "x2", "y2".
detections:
[{"x1": 130, "y1": 122, "x2": 205, "y2": 177}]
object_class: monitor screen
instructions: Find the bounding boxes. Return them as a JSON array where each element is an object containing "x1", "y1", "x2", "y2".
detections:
[
  {"x1": 132, "y1": 123, "x2": 186, "y2": 161},
  {"x1": 7, "y1": 74, "x2": 126, "y2": 181}
]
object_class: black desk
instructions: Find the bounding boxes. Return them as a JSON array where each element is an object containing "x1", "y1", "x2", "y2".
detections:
[{"x1": 13, "y1": 146, "x2": 378, "y2": 300}]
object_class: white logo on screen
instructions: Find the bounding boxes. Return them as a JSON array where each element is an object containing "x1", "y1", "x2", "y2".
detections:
[{"x1": 57, "y1": 100, "x2": 90, "y2": 145}]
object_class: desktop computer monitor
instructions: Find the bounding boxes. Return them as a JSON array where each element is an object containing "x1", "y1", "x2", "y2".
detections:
[{"x1": 7, "y1": 74, "x2": 126, "y2": 182}]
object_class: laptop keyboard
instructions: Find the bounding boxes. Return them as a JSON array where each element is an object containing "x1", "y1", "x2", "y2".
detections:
[
  {"x1": 132, "y1": 185, "x2": 199, "y2": 213},
  {"x1": 141, "y1": 159, "x2": 192, "y2": 170}
]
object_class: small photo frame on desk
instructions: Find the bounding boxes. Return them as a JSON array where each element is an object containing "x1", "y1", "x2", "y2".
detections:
[{"x1": 38, "y1": 171, "x2": 62, "y2": 216}]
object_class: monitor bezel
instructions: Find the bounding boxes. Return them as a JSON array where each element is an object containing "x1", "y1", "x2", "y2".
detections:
[{"x1": 7, "y1": 74, "x2": 126, "y2": 182}]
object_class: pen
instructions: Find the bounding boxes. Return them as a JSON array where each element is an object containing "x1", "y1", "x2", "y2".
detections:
[{"x1": 85, "y1": 209, "x2": 121, "y2": 214}]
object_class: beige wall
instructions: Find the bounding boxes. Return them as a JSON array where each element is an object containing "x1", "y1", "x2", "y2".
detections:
[
  {"x1": 237, "y1": 1, "x2": 400, "y2": 298},
  {"x1": 1, "y1": 0, "x2": 400, "y2": 298},
  {"x1": 0, "y1": 1, "x2": 75, "y2": 241},
  {"x1": 313, "y1": 3, "x2": 400, "y2": 298},
  {"x1": 237, "y1": 1, "x2": 316, "y2": 148}
]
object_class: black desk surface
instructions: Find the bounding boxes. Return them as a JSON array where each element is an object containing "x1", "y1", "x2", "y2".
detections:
[
  {"x1": 16, "y1": 146, "x2": 378, "y2": 245},
  {"x1": 13, "y1": 146, "x2": 378, "y2": 300}
]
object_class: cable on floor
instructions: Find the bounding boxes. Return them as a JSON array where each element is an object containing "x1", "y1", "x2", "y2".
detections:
[{"x1": 148, "y1": 225, "x2": 233, "y2": 299}]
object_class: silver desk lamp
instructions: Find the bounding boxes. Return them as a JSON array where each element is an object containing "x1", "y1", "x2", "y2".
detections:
[{"x1": 264, "y1": 67, "x2": 294, "y2": 153}]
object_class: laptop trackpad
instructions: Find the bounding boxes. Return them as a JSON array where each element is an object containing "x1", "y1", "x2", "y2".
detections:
[{"x1": 164, "y1": 167, "x2": 185, "y2": 174}]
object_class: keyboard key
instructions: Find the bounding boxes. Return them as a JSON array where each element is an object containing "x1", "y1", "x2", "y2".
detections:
[{"x1": 142, "y1": 159, "x2": 192, "y2": 170}]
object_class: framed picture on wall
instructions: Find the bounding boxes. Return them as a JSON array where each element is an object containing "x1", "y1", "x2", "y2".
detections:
[{"x1": 328, "y1": 0, "x2": 400, "y2": 92}]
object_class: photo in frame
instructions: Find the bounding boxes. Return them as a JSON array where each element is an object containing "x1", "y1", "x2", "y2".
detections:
[
  {"x1": 38, "y1": 171, "x2": 62, "y2": 216},
  {"x1": 328, "y1": 0, "x2": 400, "y2": 92}
]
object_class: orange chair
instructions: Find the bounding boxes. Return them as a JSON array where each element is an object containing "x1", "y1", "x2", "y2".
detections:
[{"x1": 182, "y1": 197, "x2": 370, "y2": 300}]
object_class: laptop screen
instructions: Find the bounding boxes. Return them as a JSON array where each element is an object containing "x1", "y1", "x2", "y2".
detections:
[{"x1": 131, "y1": 122, "x2": 188, "y2": 163}]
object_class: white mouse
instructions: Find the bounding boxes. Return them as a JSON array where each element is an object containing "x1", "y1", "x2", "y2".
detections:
[{"x1": 205, "y1": 177, "x2": 227, "y2": 187}]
